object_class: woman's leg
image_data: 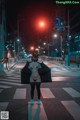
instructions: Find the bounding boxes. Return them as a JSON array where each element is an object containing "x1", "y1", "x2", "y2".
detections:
[
  {"x1": 36, "y1": 82, "x2": 41, "y2": 99},
  {"x1": 30, "y1": 82, "x2": 35, "y2": 99}
]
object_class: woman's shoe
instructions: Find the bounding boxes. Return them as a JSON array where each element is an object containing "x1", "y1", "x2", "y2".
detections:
[
  {"x1": 38, "y1": 99, "x2": 41, "y2": 105},
  {"x1": 30, "y1": 99, "x2": 34, "y2": 105}
]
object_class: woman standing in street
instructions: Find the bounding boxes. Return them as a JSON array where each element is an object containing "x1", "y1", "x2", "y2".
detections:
[
  {"x1": 28, "y1": 52, "x2": 41, "y2": 105},
  {"x1": 21, "y1": 52, "x2": 52, "y2": 104}
]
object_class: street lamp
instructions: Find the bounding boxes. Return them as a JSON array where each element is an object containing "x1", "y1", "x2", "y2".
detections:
[
  {"x1": 17, "y1": 39, "x2": 20, "y2": 42},
  {"x1": 30, "y1": 46, "x2": 34, "y2": 51},
  {"x1": 53, "y1": 34, "x2": 58, "y2": 38},
  {"x1": 39, "y1": 21, "x2": 45, "y2": 28},
  {"x1": 17, "y1": 39, "x2": 20, "y2": 57},
  {"x1": 53, "y1": 34, "x2": 63, "y2": 58},
  {"x1": 43, "y1": 42, "x2": 47, "y2": 45},
  {"x1": 14, "y1": 40, "x2": 16, "y2": 59},
  {"x1": 35, "y1": 18, "x2": 49, "y2": 32},
  {"x1": 38, "y1": 46, "x2": 41, "y2": 49}
]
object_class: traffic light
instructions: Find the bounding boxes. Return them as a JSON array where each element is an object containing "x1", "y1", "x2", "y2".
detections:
[
  {"x1": 30, "y1": 46, "x2": 34, "y2": 51},
  {"x1": 39, "y1": 21, "x2": 45, "y2": 28},
  {"x1": 35, "y1": 17, "x2": 49, "y2": 31}
]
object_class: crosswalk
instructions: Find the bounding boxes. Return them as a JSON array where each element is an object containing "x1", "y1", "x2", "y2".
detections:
[
  {"x1": 0, "y1": 72, "x2": 80, "y2": 120},
  {"x1": 61, "y1": 101, "x2": 80, "y2": 120},
  {"x1": 44, "y1": 61, "x2": 69, "y2": 72},
  {"x1": 0, "y1": 72, "x2": 21, "y2": 89},
  {"x1": 0, "y1": 73, "x2": 73, "y2": 89},
  {"x1": 0, "y1": 87, "x2": 80, "y2": 120}
]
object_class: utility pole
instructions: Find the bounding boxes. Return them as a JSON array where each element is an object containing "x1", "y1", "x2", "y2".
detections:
[
  {"x1": 60, "y1": 36, "x2": 63, "y2": 58},
  {"x1": 48, "y1": 43, "x2": 50, "y2": 56},
  {"x1": 17, "y1": 18, "x2": 25, "y2": 57},
  {"x1": 17, "y1": 19, "x2": 19, "y2": 39},
  {"x1": 67, "y1": 5, "x2": 70, "y2": 66},
  {"x1": 17, "y1": 19, "x2": 20, "y2": 57}
]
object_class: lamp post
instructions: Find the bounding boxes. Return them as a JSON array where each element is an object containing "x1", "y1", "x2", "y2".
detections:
[
  {"x1": 43, "y1": 42, "x2": 47, "y2": 46},
  {"x1": 63, "y1": 6, "x2": 70, "y2": 66},
  {"x1": 17, "y1": 38, "x2": 20, "y2": 57},
  {"x1": 60, "y1": 36, "x2": 63, "y2": 58},
  {"x1": 14, "y1": 40, "x2": 16, "y2": 58},
  {"x1": 48, "y1": 43, "x2": 50, "y2": 56},
  {"x1": 67, "y1": 5, "x2": 70, "y2": 66},
  {"x1": 53, "y1": 34, "x2": 63, "y2": 58}
]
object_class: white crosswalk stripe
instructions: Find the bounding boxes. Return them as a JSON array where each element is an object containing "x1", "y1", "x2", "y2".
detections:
[
  {"x1": 0, "y1": 81, "x2": 22, "y2": 86},
  {"x1": 5, "y1": 77, "x2": 20, "y2": 80},
  {"x1": 28, "y1": 101, "x2": 48, "y2": 120},
  {"x1": 51, "y1": 67, "x2": 68, "y2": 72},
  {"x1": 61, "y1": 100, "x2": 80, "y2": 120},
  {"x1": 0, "y1": 73, "x2": 21, "y2": 89},
  {"x1": 0, "y1": 79, "x2": 20, "y2": 83},
  {"x1": 0, "y1": 85, "x2": 11, "y2": 89},
  {"x1": 63, "y1": 87, "x2": 80, "y2": 97},
  {"x1": 41, "y1": 88, "x2": 55, "y2": 98},
  {"x1": 13, "y1": 88, "x2": 26, "y2": 99}
]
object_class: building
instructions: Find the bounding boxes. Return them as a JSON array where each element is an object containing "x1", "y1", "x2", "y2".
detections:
[{"x1": 0, "y1": 0, "x2": 6, "y2": 70}]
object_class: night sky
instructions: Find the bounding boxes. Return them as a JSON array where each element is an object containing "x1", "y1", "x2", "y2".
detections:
[
  {"x1": 6, "y1": 0, "x2": 80, "y2": 49},
  {"x1": 6, "y1": 0, "x2": 57, "y2": 49}
]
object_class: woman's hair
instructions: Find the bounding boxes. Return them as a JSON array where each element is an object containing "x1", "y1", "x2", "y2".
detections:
[{"x1": 32, "y1": 52, "x2": 38, "y2": 61}]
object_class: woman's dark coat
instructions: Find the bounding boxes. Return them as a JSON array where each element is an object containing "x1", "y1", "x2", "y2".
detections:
[{"x1": 21, "y1": 61, "x2": 52, "y2": 84}]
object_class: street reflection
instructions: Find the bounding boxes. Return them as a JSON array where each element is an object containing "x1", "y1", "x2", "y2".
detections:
[{"x1": 28, "y1": 102, "x2": 41, "y2": 120}]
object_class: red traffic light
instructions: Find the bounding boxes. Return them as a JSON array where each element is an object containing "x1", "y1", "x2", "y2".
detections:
[
  {"x1": 35, "y1": 17, "x2": 49, "y2": 31},
  {"x1": 39, "y1": 21, "x2": 45, "y2": 28}
]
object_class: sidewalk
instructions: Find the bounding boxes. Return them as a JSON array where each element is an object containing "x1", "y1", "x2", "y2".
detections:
[
  {"x1": 63, "y1": 63, "x2": 80, "y2": 71},
  {"x1": 0, "y1": 70, "x2": 7, "y2": 76},
  {"x1": 49, "y1": 60, "x2": 80, "y2": 71},
  {"x1": 0, "y1": 63, "x2": 15, "y2": 76}
]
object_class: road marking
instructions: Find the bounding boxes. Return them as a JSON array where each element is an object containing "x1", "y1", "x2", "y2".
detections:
[
  {"x1": 63, "y1": 87, "x2": 80, "y2": 97},
  {"x1": 6, "y1": 77, "x2": 20, "y2": 80},
  {"x1": 0, "y1": 79, "x2": 20, "y2": 83},
  {"x1": 0, "y1": 89, "x2": 3, "y2": 93},
  {"x1": 52, "y1": 77, "x2": 72, "y2": 81},
  {"x1": 28, "y1": 101, "x2": 48, "y2": 120},
  {"x1": 6, "y1": 74, "x2": 20, "y2": 76},
  {"x1": 41, "y1": 88, "x2": 55, "y2": 98},
  {"x1": 61, "y1": 100, "x2": 80, "y2": 120},
  {"x1": 51, "y1": 68, "x2": 61, "y2": 71},
  {"x1": 13, "y1": 88, "x2": 26, "y2": 99},
  {"x1": 0, "y1": 102, "x2": 9, "y2": 111},
  {"x1": 0, "y1": 85, "x2": 11, "y2": 89},
  {"x1": 0, "y1": 81, "x2": 22, "y2": 86}
]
